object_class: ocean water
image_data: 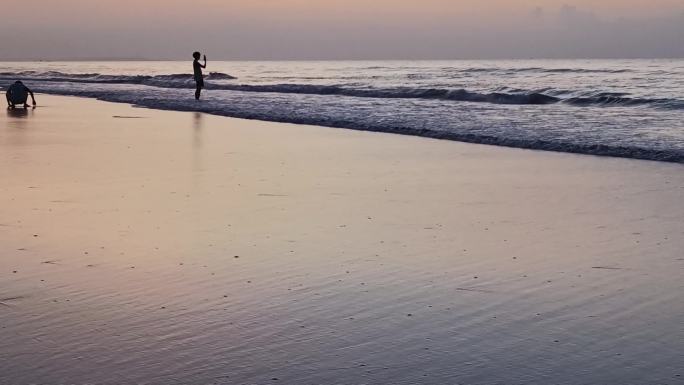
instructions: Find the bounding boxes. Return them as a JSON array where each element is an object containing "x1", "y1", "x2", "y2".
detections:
[{"x1": 2, "y1": 60, "x2": 684, "y2": 162}]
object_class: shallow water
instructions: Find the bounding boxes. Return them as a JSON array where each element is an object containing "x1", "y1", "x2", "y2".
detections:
[
  {"x1": 1, "y1": 96, "x2": 683, "y2": 384},
  {"x1": 2, "y1": 59, "x2": 684, "y2": 162}
]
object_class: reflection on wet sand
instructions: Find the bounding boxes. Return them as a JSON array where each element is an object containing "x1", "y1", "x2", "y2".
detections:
[
  {"x1": 6, "y1": 106, "x2": 34, "y2": 119},
  {"x1": 5, "y1": 107, "x2": 34, "y2": 132},
  {"x1": 1, "y1": 95, "x2": 683, "y2": 385},
  {"x1": 192, "y1": 111, "x2": 205, "y2": 177}
]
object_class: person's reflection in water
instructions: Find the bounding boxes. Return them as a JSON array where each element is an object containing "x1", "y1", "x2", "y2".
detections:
[
  {"x1": 192, "y1": 112, "x2": 205, "y2": 175},
  {"x1": 6, "y1": 105, "x2": 34, "y2": 119},
  {"x1": 193, "y1": 111, "x2": 204, "y2": 147},
  {"x1": 6, "y1": 105, "x2": 34, "y2": 132}
]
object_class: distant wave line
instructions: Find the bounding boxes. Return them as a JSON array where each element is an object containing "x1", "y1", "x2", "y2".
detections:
[{"x1": 2, "y1": 71, "x2": 682, "y2": 109}]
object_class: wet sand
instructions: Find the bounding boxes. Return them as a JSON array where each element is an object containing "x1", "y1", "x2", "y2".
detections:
[{"x1": 1, "y1": 95, "x2": 683, "y2": 385}]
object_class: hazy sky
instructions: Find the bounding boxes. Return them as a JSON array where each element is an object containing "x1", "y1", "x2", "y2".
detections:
[{"x1": 2, "y1": 0, "x2": 683, "y2": 60}]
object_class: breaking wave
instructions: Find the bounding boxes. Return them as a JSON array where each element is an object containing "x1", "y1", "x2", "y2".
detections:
[
  {"x1": 1, "y1": 70, "x2": 682, "y2": 109},
  {"x1": 2, "y1": 61, "x2": 684, "y2": 164}
]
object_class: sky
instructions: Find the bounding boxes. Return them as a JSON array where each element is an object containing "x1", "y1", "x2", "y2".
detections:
[{"x1": 1, "y1": 0, "x2": 683, "y2": 60}]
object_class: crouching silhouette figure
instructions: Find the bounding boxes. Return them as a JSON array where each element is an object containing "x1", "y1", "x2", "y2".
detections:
[{"x1": 6, "y1": 81, "x2": 36, "y2": 108}]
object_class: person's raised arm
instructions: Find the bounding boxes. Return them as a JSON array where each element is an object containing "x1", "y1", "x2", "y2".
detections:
[{"x1": 201, "y1": 55, "x2": 207, "y2": 69}]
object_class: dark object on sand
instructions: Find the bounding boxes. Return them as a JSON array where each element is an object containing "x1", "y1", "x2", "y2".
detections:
[{"x1": 6, "y1": 81, "x2": 36, "y2": 108}]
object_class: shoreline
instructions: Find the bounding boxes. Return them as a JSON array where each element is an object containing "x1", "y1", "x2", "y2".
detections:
[
  {"x1": 61, "y1": 92, "x2": 684, "y2": 164},
  {"x1": 3, "y1": 84, "x2": 683, "y2": 163},
  {"x1": 2, "y1": 95, "x2": 683, "y2": 385}
]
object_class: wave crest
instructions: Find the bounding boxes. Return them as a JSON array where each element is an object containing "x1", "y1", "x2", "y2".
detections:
[{"x1": 1, "y1": 70, "x2": 682, "y2": 110}]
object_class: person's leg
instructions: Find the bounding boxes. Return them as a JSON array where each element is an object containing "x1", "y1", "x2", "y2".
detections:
[
  {"x1": 7, "y1": 93, "x2": 21, "y2": 108},
  {"x1": 195, "y1": 78, "x2": 204, "y2": 100},
  {"x1": 7, "y1": 96, "x2": 26, "y2": 109}
]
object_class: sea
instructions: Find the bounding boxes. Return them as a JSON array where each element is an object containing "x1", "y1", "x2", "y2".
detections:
[{"x1": 2, "y1": 60, "x2": 684, "y2": 163}]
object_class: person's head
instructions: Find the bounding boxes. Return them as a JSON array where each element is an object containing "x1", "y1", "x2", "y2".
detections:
[
  {"x1": 193, "y1": 51, "x2": 201, "y2": 60},
  {"x1": 15, "y1": 81, "x2": 23, "y2": 85}
]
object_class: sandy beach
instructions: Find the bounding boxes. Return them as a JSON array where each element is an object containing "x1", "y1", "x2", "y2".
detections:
[{"x1": 1, "y1": 94, "x2": 683, "y2": 384}]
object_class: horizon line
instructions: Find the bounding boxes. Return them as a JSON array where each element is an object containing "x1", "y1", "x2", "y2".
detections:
[{"x1": 2, "y1": 56, "x2": 684, "y2": 62}]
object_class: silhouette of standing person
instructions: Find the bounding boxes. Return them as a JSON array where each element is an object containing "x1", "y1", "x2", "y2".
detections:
[
  {"x1": 6, "y1": 81, "x2": 36, "y2": 108},
  {"x1": 193, "y1": 51, "x2": 207, "y2": 100}
]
